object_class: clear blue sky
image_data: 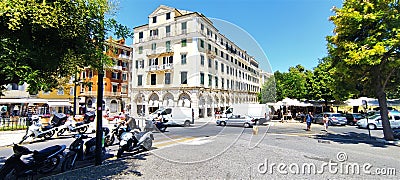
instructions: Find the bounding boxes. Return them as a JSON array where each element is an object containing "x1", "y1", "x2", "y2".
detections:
[{"x1": 112, "y1": 0, "x2": 343, "y2": 73}]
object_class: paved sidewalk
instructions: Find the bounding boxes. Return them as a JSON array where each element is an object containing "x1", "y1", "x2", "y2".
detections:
[{"x1": 0, "y1": 129, "x2": 26, "y2": 147}]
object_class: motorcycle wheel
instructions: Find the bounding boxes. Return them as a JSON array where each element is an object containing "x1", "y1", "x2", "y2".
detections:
[
  {"x1": 78, "y1": 126, "x2": 88, "y2": 134},
  {"x1": 116, "y1": 148, "x2": 124, "y2": 158},
  {"x1": 57, "y1": 129, "x2": 65, "y2": 136},
  {"x1": 142, "y1": 138, "x2": 153, "y2": 151},
  {"x1": 104, "y1": 135, "x2": 115, "y2": 147},
  {"x1": 61, "y1": 152, "x2": 76, "y2": 172},
  {"x1": 0, "y1": 164, "x2": 17, "y2": 180},
  {"x1": 44, "y1": 131, "x2": 54, "y2": 140},
  {"x1": 38, "y1": 156, "x2": 60, "y2": 174}
]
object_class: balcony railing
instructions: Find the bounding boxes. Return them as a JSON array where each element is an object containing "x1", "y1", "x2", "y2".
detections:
[
  {"x1": 104, "y1": 92, "x2": 121, "y2": 97},
  {"x1": 118, "y1": 54, "x2": 130, "y2": 59},
  {"x1": 181, "y1": 29, "x2": 187, "y2": 34},
  {"x1": 147, "y1": 63, "x2": 173, "y2": 72},
  {"x1": 80, "y1": 91, "x2": 97, "y2": 96},
  {"x1": 150, "y1": 35, "x2": 158, "y2": 40},
  {"x1": 112, "y1": 66, "x2": 122, "y2": 71}
]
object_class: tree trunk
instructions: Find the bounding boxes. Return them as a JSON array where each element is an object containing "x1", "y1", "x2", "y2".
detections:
[{"x1": 373, "y1": 67, "x2": 394, "y2": 141}]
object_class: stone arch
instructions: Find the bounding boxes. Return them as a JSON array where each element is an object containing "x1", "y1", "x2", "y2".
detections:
[
  {"x1": 198, "y1": 95, "x2": 206, "y2": 118},
  {"x1": 214, "y1": 95, "x2": 220, "y2": 108},
  {"x1": 178, "y1": 93, "x2": 191, "y2": 108},
  {"x1": 110, "y1": 100, "x2": 118, "y2": 113},
  {"x1": 86, "y1": 98, "x2": 93, "y2": 108},
  {"x1": 162, "y1": 92, "x2": 174, "y2": 107},
  {"x1": 148, "y1": 93, "x2": 160, "y2": 107}
]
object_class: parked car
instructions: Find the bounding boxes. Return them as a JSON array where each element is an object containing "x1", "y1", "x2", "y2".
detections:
[
  {"x1": 216, "y1": 114, "x2": 255, "y2": 128},
  {"x1": 356, "y1": 114, "x2": 400, "y2": 130},
  {"x1": 295, "y1": 113, "x2": 306, "y2": 122},
  {"x1": 313, "y1": 113, "x2": 347, "y2": 126},
  {"x1": 345, "y1": 113, "x2": 365, "y2": 125}
]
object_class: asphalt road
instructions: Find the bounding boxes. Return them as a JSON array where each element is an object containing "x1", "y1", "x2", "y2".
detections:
[{"x1": 1, "y1": 121, "x2": 399, "y2": 179}]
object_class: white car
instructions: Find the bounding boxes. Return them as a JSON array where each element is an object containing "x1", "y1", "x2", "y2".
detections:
[
  {"x1": 356, "y1": 114, "x2": 400, "y2": 130},
  {"x1": 216, "y1": 114, "x2": 255, "y2": 128}
]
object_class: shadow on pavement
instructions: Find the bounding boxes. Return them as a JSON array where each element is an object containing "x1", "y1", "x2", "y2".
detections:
[
  {"x1": 314, "y1": 131, "x2": 392, "y2": 148},
  {"x1": 42, "y1": 153, "x2": 150, "y2": 179}
]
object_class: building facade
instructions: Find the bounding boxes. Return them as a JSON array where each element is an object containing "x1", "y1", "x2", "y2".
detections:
[
  {"x1": 78, "y1": 38, "x2": 133, "y2": 114},
  {"x1": 131, "y1": 5, "x2": 263, "y2": 118}
]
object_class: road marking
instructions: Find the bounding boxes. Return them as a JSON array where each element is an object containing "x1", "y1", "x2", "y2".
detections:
[
  {"x1": 181, "y1": 137, "x2": 213, "y2": 145},
  {"x1": 267, "y1": 133, "x2": 317, "y2": 137},
  {"x1": 153, "y1": 137, "x2": 196, "y2": 148}
]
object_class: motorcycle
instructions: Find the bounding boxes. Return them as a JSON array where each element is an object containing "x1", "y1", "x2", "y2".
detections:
[
  {"x1": 19, "y1": 114, "x2": 66, "y2": 144},
  {"x1": 57, "y1": 111, "x2": 96, "y2": 136},
  {"x1": 143, "y1": 118, "x2": 167, "y2": 133},
  {"x1": 116, "y1": 128, "x2": 154, "y2": 158},
  {"x1": 61, "y1": 127, "x2": 109, "y2": 172},
  {"x1": 0, "y1": 144, "x2": 66, "y2": 179},
  {"x1": 104, "y1": 120, "x2": 131, "y2": 147},
  {"x1": 153, "y1": 118, "x2": 167, "y2": 132}
]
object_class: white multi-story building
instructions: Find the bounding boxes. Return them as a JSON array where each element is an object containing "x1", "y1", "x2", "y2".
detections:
[{"x1": 131, "y1": 5, "x2": 264, "y2": 118}]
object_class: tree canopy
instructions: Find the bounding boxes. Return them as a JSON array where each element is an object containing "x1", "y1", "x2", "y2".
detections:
[
  {"x1": 326, "y1": 0, "x2": 400, "y2": 140},
  {"x1": 0, "y1": 0, "x2": 129, "y2": 95}
]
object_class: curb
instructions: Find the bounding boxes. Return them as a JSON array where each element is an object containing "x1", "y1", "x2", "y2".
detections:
[{"x1": 376, "y1": 139, "x2": 400, "y2": 146}]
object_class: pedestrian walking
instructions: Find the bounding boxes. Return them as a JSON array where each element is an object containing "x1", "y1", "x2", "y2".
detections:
[
  {"x1": 305, "y1": 112, "x2": 313, "y2": 131},
  {"x1": 323, "y1": 114, "x2": 329, "y2": 131}
]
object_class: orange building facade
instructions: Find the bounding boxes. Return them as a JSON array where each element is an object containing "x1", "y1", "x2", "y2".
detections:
[{"x1": 78, "y1": 38, "x2": 132, "y2": 114}]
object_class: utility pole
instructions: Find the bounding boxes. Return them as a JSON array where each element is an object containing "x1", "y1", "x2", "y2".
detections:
[
  {"x1": 73, "y1": 72, "x2": 78, "y2": 116},
  {"x1": 95, "y1": 71, "x2": 104, "y2": 166}
]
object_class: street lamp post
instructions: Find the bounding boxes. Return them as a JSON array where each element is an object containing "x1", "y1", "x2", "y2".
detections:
[
  {"x1": 73, "y1": 72, "x2": 78, "y2": 116},
  {"x1": 362, "y1": 100, "x2": 371, "y2": 139},
  {"x1": 95, "y1": 71, "x2": 104, "y2": 166}
]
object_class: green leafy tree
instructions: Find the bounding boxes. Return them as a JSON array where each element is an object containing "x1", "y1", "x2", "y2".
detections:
[
  {"x1": 0, "y1": 0, "x2": 131, "y2": 95},
  {"x1": 307, "y1": 59, "x2": 337, "y2": 109},
  {"x1": 327, "y1": 0, "x2": 400, "y2": 140},
  {"x1": 274, "y1": 65, "x2": 308, "y2": 101},
  {"x1": 258, "y1": 75, "x2": 277, "y2": 103}
]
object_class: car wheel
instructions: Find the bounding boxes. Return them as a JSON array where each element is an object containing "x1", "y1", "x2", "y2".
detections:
[
  {"x1": 220, "y1": 121, "x2": 226, "y2": 126},
  {"x1": 184, "y1": 120, "x2": 191, "y2": 127},
  {"x1": 243, "y1": 123, "x2": 251, "y2": 128},
  {"x1": 368, "y1": 124, "x2": 376, "y2": 130},
  {"x1": 328, "y1": 121, "x2": 333, "y2": 126}
]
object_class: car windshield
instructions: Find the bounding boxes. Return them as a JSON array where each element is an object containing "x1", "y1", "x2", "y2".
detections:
[
  {"x1": 151, "y1": 108, "x2": 165, "y2": 115},
  {"x1": 353, "y1": 114, "x2": 364, "y2": 118},
  {"x1": 369, "y1": 114, "x2": 380, "y2": 119}
]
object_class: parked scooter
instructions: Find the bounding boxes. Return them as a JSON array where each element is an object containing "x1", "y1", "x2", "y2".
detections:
[
  {"x1": 61, "y1": 127, "x2": 110, "y2": 172},
  {"x1": 19, "y1": 114, "x2": 65, "y2": 144},
  {"x1": 116, "y1": 128, "x2": 154, "y2": 158},
  {"x1": 57, "y1": 111, "x2": 96, "y2": 136},
  {"x1": 0, "y1": 143, "x2": 66, "y2": 179},
  {"x1": 104, "y1": 119, "x2": 132, "y2": 147}
]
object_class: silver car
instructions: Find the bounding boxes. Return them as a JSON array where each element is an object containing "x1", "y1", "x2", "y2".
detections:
[
  {"x1": 357, "y1": 114, "x2": 400, "y2": 130},
  {"x1": 216, "y1": 114, "x2": 255, "y2": 128},
  {"x1": 314, "y1": 113, "x2": 347, "y2": 126}
]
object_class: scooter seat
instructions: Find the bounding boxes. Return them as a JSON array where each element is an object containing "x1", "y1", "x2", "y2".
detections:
[
  {"x1": 33, "y1": 145, "x2": 63, "y2": 161},
  {"x1": 76, "y1": 122, "x2": 84, "y2": 126},
  {"x1": 42, "y1": 125, "x2": 53, "y2": 131}
]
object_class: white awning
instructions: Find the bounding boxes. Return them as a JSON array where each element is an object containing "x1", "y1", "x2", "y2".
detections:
[
  {"x1": 0, "y1": 98, "x2": 48, "y2": 104},
  {"x1": 0, "y1": 99, "x2": 27, "y2": 104},
  {"x1": 47, "y1": 101, "x2": 72, "y2": 107}
]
